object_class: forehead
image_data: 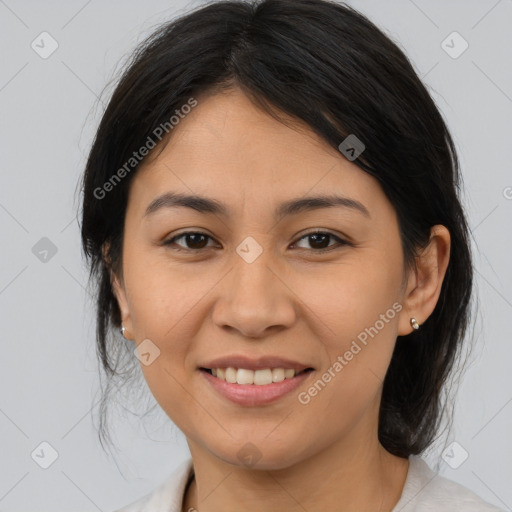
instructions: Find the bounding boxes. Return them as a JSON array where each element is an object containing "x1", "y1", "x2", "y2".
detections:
[{"x1": 127, "y1": 88, "x2": 386, "y2": 219}]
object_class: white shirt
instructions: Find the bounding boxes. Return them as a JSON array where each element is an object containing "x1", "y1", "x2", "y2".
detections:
[{"x1": 114, "y1": 455, "x2": 505, "y2": 512}]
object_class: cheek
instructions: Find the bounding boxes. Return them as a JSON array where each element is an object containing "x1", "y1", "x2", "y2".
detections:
[
  {"x1": 297, "y1": 295, "x2": 399, "y2": 439},
  {"x1": 122, "y1": 251, "x2": 196, "y2": 394},
  {"x1": 295, "y1": 253, "x2": 402, "y2": 397},
  {"x1": 301, "y1": 252, "x2": 402, "y2": 338},
  {"x1": 123, "y1": 244, "x2": 205, "y2": 336}
]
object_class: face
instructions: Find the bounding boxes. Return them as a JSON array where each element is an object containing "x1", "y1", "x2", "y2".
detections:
[{"x1": 112, "y1": 87, "x2": 420, "y2": 469}]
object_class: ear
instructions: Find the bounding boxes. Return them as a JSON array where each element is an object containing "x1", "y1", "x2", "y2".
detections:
[
  {"x1": 102, "y1": 243, "x2": 133, "y2": 340},
  {"x1": 398, "y1": 225, "x2": 451, "y2": 336}
]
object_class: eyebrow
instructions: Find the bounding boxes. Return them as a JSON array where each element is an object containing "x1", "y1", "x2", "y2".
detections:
[{"x1": 143, "y1": 192, "x2": 370, "y2": 220}]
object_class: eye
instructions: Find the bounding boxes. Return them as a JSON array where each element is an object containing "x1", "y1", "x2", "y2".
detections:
[
  {"x1": 164, "y1": 231, "x2": 216, "y2": 251},
  {"x1": 292, "y1": 230, "x2": 349, "y2": 252}
]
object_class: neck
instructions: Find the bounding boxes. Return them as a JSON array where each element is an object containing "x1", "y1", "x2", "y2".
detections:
[{"x1": 182, "y1": 425, "x2": 409, "y2": 512}]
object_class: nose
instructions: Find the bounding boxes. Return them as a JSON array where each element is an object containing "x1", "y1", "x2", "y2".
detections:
[{"x1": 211, "y1": 246, "x2": 296, "y2": 339}]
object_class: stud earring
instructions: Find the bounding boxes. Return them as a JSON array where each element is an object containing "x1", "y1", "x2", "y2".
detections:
[
  {"x1": 120, "y1": 325, "x2": 126, "y2": 338},
  {"x1": 410, "y1": 317, "x2": 420, "y2": 330}
]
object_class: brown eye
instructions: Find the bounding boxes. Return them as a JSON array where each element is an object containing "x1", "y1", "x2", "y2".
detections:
[
  {"x1": 293, "y1": 231, "x2": 348, "y2": 252},
  {"x1": 164, "y1": 232, "x2": 214, "y2": 250}
]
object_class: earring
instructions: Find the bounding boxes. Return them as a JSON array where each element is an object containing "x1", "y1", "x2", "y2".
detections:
[
  {"x1": 120, "y1": 325, "x2": 126, "y2": 338},
  {"x1": 410, "y1": 317, "x2": 420, "y2": 330}
]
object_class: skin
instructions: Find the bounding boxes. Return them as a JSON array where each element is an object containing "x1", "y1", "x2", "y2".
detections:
[{"x1": 110, "y1": 87, "x2": 450, "y2": 512}]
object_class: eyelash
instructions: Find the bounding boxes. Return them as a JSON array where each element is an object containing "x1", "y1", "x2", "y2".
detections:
[{"x1": 163, "y1": 230, "x2": 350, "y2": 253}]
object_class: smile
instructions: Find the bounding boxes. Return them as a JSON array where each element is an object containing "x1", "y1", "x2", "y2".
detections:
[{"x1": 199, "y1": 367, "x2": 314, "y2": 406}]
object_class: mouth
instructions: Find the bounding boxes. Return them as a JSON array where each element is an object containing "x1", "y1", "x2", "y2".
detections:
[
  {"x1": 199, "y1": 365, "x2": 315, "y2": 406},
  {"x1": 199, "y1": 367, "x2": 314, "y2": 386}
]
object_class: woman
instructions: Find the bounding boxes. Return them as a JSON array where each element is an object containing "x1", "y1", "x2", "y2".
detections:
[{"x1": 79, "y1": 0, "x2": 504, "y2": 510}]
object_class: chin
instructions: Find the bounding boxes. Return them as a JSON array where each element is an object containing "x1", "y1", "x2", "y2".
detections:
[{"x1": 211, "y1": 440, "x2": 306, "y2": 471}]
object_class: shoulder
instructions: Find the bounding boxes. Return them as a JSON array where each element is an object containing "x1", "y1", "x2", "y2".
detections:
[
  {"x1": 393, "y1": 455, "x2": 505, "y2": 512},
  {"x1": 113, "y1": 458, "x2": 194, "y2": 512}
]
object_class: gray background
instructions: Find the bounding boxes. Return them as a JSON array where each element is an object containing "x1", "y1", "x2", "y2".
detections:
[{"x1": 0, "y1": 0, "x2": 511, "y2": 510}]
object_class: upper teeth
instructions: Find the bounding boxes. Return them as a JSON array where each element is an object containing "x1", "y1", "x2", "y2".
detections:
[{"x1": 211, "y1": 367, "x2": 297, "y2": 385}]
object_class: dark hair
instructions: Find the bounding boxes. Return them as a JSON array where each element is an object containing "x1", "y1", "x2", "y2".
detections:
[{"x1": 80, "y1": 0, "x2": 473, "y2": 458}]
